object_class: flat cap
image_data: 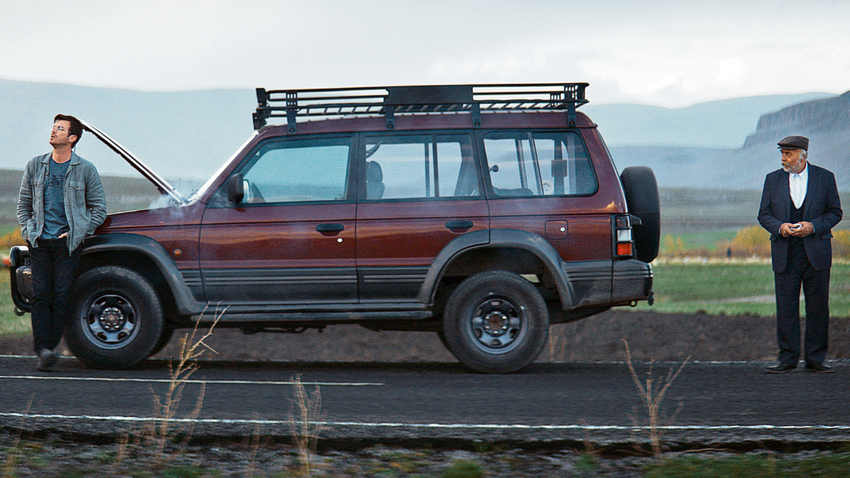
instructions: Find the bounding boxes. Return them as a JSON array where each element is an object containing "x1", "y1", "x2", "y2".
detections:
[{"x1": 777, "y1": 135, "x2": 809, "y2": 150}]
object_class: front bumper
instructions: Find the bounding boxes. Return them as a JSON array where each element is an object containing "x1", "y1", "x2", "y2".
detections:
[{"x1": 8, "y1": 246, "x2": 33, "y2": 314}]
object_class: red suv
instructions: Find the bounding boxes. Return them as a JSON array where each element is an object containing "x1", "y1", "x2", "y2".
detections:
[{"x1": 10, "y1": 83, "x2": 659, "y2": 373}]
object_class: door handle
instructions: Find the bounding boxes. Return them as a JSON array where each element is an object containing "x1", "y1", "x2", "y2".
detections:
[
  {"x1": 316, "y1": 223, "x2": 345, "y2": 233},
  {"x1": 445, "y1": 220, "x2": 474, "y2": 230}
]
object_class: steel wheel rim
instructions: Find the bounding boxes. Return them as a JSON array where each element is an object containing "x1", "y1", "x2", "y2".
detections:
[
  {"x1": 466, "y1": 295, "x2": 527, "y2": 354},
  {"x1": 82, "y1": 293, "x2": 140, "y2": 349}
]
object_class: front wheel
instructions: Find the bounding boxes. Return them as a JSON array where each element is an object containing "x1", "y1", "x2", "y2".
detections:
[
  {"x1": 66, "y1": 266, "x2": 165, "y2": 369},
  {"x1": 442, "y1": 271, "x2": 549, "y2": 373}
]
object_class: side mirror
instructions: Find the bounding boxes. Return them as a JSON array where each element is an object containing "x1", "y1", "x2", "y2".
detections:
[{"x1": 227, "y1": 173, "x2": 244, "y2": 204}]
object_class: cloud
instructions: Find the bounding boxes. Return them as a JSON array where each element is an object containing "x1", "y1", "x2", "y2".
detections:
[
  {"x1": 715, "y1": 58, "x2": 747, "y2": 87},
  {"x1": 1, "y1": 0, "x2": 848, "y2": 107}
]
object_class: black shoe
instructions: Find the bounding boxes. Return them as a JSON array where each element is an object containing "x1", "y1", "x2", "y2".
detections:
[
  {"x1": 805, "y1": 362, "x2": 834, "y2": 373},
  {"x1": 37, "y1": 349, "x2": 58, "y2": 371},
  {"x1": 766, "y1": 362, "x2": 796, "y2": 373}
]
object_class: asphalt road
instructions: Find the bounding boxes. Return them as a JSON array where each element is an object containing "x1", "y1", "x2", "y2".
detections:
[{"x1": 1, "y1": 355, "x2": 849, "y2": 449}]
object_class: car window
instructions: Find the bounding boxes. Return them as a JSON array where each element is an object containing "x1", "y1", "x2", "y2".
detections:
[
  {"x1": 483, "y1": 131, "x2": 597, "y2": 197},
  {"x1": 364, "y1": 134, "x2": 479, "y2": 200},
  {"x1": 236, "y1": 137, "x2": 352, "y2": 204}
]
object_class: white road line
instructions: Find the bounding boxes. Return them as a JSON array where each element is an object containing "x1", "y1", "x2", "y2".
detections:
[
  {"x1": 0, "y1": 376, "x2": 383, "y2": 386},
  {"x1": 0, "y1": 412, "x2": 849, "y2": 431}
]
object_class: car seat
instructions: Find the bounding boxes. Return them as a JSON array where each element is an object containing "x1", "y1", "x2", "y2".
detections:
[{"x1": 366, "y1": 161, "x2": 385, "y2": 199}]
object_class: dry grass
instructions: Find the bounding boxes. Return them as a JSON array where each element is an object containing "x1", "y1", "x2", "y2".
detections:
[
  {"x1": 243, "y1": 414, "x2": 269, "y2": 478},
  {"x1": 143, "y1": 307, "x2": 221, "y2": 465},
  {"x1": 623, "y1": 339, "x2": 689, "y2": 457},
  {"x1": 290, "y1": 374, "x2": 325, "y2": 477},
  {"x1": 1, "y1": 399, "x2": 32, "y2": 478},
  {"x1": 111, "y1": 431, "x2": 130, "y2": 474}
]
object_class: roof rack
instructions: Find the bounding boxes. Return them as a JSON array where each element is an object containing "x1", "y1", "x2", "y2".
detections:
[{"x1": 253, "y1": 83, "x2": 589, "y2": 132}]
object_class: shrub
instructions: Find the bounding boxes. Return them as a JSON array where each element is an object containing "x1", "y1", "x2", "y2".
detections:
[
  {"x1": 1, "y1": 228, "x2": 25, "y2": 249},
  {"x1": 662, "y1": 235, "x2": 687, "y2": 256},
  {"x1": 833, "y1": 229, "x2": 850, "y2": 259},
  {"x1": 730, "y1": 226, "x2": 770, "y2": 258}
]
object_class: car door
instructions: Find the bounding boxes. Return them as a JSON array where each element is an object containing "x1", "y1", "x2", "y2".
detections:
[
  {"x1": 482, "y1": 130, "x2": 610, "y2": 262},
  {"x1": 199, "y1": 135, "x2": 358, "y2": 307},
  {"x1": 356, "y1": 132, "x2": 489, "y2": 303}
]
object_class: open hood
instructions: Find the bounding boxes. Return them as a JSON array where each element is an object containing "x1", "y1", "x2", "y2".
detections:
[{"x1": 80, "y1": 120, "x2": 187, "y2": 205}]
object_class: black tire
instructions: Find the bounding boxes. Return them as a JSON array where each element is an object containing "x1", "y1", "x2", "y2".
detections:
[
  {"x1": 442, "y1": 271, "x2": 549, "y2": 373},
  {"x1": 620, "y1": 166, "x2": 661, "y2": 263},
  {"x1": 148, "y1": 327, "x2": 175, "y2": 357},
  {"x1": 66, "y1": 266, "x2": 164, "y2": 369}
]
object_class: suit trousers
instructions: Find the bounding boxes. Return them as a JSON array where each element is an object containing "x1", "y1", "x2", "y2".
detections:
[
  {"x1": 29, "y1": 238, "x2": 82, "y2": 353},
  {"x1": 774, "y1": 239, "x2": 830, "y2": 365}
]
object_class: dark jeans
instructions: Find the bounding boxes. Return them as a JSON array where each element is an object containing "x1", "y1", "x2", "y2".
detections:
[
  {"x1": 29, "y1": 239, "x2": 81, "y2": 353},
  {"x1": 774, "y1": 240, "x2": 831, "y2": 365}
]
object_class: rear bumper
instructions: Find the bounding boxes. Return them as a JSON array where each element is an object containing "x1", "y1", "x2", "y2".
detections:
[
  {"x1": 612, "y1": 259, "x2": 654, "y2": 305},
  {"x1": 561, "y1": 259, "x2": 653, "y2": 310}
]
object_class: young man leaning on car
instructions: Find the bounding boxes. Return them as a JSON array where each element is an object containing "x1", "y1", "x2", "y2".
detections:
[{"x1": 17, "y1": 114, "x2": 107, "y2": 371}]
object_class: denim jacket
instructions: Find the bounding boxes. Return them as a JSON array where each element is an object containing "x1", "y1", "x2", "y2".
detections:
[{"x1": 17, "y1": 152, "x2": 107, "y2": 254}]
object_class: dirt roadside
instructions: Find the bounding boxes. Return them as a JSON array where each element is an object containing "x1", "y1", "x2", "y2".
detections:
[{"x1": 3, "y1": 310, "x2": 849, "y2": 363}]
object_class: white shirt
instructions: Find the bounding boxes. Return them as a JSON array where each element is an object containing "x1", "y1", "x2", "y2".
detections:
[{"x1": 789, "y1": 164, "x2": 808, "y2": 209}]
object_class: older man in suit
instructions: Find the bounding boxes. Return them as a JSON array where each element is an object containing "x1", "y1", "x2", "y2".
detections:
[{"x1": 758, "y1": 135, "x2": 842, "y2": 373}]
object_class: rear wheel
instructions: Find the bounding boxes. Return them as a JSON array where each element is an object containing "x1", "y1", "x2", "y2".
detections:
[
  {"x1": 442, "y1": 271, "x2": 549, "y2": 373},
  {"x1": 66, "y1": 266, "x2": 164, "y2": 369}
]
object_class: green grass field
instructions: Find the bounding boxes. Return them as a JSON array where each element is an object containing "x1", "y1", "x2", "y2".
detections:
[
  {"x1": 1, "y1": 168, "x2": 164, "y2": 225},
  {"x1": 631, "y1": 260, "x2": 850, "y2": 317},
  {"x1": 661, "y1": 230, "x2": 739, "y2": 254},
  {"x1": 0, "y1": 272, "x2": 30, "y2": 337}
]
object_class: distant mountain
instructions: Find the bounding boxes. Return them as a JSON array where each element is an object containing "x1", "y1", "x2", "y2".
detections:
[
  {"x1": 610, "y1": 92, "x2": 850, "y2": 191},
  {"x1": 584, "y1": 92, "x2": 834, "y2": 148},
  {"x1": 0, "y1": 79, "x2": 846, "y2": 193},
  {"x1": 743, "y1": 91, "x2": 850, "y2": 147},
  {"x1": 0, "y1": 79, "x2": 255, "y2": 188},
  {"x1": 735, "y1": 91, "x2": 850, "y2": 190}
]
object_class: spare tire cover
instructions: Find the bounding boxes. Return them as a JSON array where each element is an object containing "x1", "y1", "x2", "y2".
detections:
[{"x1": 620, "y1": 166, "x2": 660, "y2": 263}]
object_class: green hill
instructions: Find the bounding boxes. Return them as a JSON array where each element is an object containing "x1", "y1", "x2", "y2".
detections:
[{"x1": 1, "y1": 169, "x2": 161, "y2": 225}]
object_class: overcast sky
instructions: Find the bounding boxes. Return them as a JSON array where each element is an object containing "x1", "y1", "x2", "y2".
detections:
[{"x1": 1, "y1": 0, "x2": 848, "y2": 108}]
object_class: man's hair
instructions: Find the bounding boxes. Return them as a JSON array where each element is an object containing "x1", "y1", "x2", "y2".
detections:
[{"x1": 54, "y1": 114, "x2": 83, "y2": 147}]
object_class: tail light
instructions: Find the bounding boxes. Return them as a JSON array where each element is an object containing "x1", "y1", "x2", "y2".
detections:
[{"x1": 613, "y1": 214, "x2": 638, "y2": 258}]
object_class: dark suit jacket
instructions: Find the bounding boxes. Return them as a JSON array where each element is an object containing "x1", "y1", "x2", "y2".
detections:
[{"x1": 758, "y1": 163, "x2": 843, "y2": 272}]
